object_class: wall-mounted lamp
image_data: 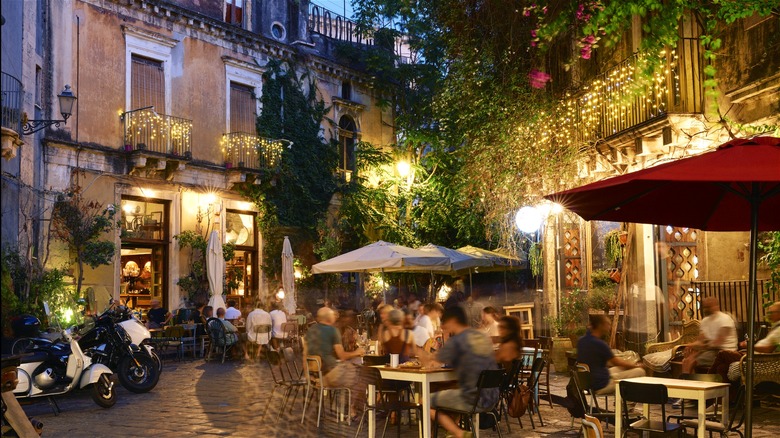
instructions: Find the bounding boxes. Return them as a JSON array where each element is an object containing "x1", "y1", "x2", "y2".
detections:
[{"x1": 22, "y1": 85, "x2": 77, "y2": 135}]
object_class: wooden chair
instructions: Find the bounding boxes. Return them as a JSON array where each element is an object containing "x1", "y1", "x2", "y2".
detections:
[{"x1": 582, "y1": 414, "x2": 605, "y2": 438}]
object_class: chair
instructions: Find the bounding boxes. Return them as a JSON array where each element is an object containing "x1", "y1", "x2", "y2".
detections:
[
  {"x1": 680, "y1": 385, "x2": 746, "y2": 438},
  {"x1": 570, "y1": 365, "x2": 615, "y2": 429},
  {"x1": 161, "y1": 325, "x2": 184, "y2": 360},
  {"x1": 432, "y1": 369, "x2": 504, "y2": 438},
  {"x1": 179, "y1": 323, "x2": 197, "y2": 359},
  {"x1": 582, "y1": 414, "x2": 605, "y2": 438},
  {"x1": 524, "y1": 357, "x2": 546, "y2": 428},
  {"x1": 262, "y1": 349, "x2": 307, "y2": 419},
  {"x1": 301, "y1": 355, "x2": 351, "y2": 428},
  {"x1": 353, "y1": 367, "x2": 423, "y2": 438},
  {"x1": 498, "y1": 359, "x2": 524, "y2": 432},
  {"x1": 528, "y1": 338, "x2": 554, "y2": 408},
  {"x1": 248, "y1": 324, "x2": 272, "y2": 360},
  {"x1": 206, "y1": 317, "x2": 235, "y2": 364},
  {"x1": 666, "y1": 373, "x2": 723, "y2": 424},
  {"x1": 618, "y1": 381, "x2": 683, "y2": 437},
  {"x1": 281, "y1": 321, "x2": 299, "y2": 350}
]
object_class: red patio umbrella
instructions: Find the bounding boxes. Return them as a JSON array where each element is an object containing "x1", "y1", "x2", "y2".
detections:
[{"x1": 545, "y1": 136, "x2": 780, "y2": 437}]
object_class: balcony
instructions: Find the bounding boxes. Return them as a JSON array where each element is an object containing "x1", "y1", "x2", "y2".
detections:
[
  {"x1": 1, "y1": 72, "x2": 24, "y2": 159},
  {"x1": 221, "y1": 132, "x2": 284, "y2": 172},
  {"x1": 121, "y1": 107, "x2": 192, "y2": 157}
]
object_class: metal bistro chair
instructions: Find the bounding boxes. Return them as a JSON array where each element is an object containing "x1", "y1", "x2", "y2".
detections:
[
  {"x1": 179, "y1": 323, "x2": 197, "y2": 359},
  {"x1": 205, "y1": 318, "x2": 235, "y2": 364},
  {"x1": 262, "y1": 349, "x2": 307, "y2": 419},
  {"x1": 433, "y1": 369, "x2": 504, "y2": 438},
  {"x1": 354, "y1": 366, "x2": 423, "y2": 438},
  {"x1": 570, "y1": 365, "x2": 620, "y2": 432},
  {"x1": 248, "y1": 324, "x2": 272, "y2": 360},
  {"x1": 281, "y1": 321, "x2": 300, "y2": 351},
  {"x1": 301, "y1": 355, "x2": 352, "y2": 428},
  {"x1": 498, "y1": 358, "x2": 524, "y2": 432},
  {"x1": 523, "y1": 357, "x2": 546, "y2": 429},
  {"x1": 618, "y1": 381, "x2": 683, "y2": 437},
  {"x1": 161, "y1": 325, "x2": 185, "y2": 361}
]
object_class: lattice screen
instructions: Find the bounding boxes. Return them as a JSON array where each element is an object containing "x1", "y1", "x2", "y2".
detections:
[{"x1": 663, "y1": 226, "x2": 699, "y2": 323}]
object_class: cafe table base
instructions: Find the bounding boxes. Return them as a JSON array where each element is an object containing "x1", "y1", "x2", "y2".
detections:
[
  {"x1": 614, "y1": 376, "x2": 729, "y2": 438},
  {"x1": 368, "y1": 366, "x2": 460, "y2": 438}
]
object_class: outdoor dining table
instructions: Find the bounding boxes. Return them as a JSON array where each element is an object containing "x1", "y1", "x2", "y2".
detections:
[
  {"x1": 614, "y1": 376, "x2": 730, "y2": 438},
  {"x1": 367, "y1": 365, "x2": 459, "y2": 438}
]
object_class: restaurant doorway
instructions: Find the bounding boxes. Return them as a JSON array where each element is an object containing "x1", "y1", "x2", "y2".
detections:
[{"x1": 120, "y1": 197, "x2": 170, "y2": 314}]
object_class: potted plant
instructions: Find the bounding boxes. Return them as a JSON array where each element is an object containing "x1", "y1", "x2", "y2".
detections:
[
  {"x1": 588, "y1": 269, "x2": 617, "y2": 313},
  {"x1": 604, "y1": 228, "x2": 624, "y2": 265},
  {"x1": 546, "y1": 288, "x2": 589, "y2": 372}
]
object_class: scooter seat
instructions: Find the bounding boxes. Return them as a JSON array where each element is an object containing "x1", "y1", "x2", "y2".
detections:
[{"x1": 18, "y1": 351, "x2": 49, "y2": 364}]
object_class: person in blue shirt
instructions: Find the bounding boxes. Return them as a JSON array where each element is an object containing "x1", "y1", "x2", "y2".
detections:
[{"x1": 577, "y1": 314, "x2": 645, "y2": 394}]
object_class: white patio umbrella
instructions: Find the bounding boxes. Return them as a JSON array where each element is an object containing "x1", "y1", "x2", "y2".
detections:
[
  {"x1": 206, "y1": 230, "x2": 227, "y2": 312},
  {"x1": 457, "y1": 245, "x2": 527, "y2": 300},
  {"x1": 417, "y1": 244, "x2": 494, "y2": 297},
  {"x1": 281, "y1": 236, "x2": 296, "y2": 315}
]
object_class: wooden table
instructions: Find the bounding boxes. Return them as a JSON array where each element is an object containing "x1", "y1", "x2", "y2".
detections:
[
  {"x1": 368, "y1": 365, "x2": 457, "y2": 438},
  {"x1": 614, "y1": 376, "x2": 730, "y2": 438}
]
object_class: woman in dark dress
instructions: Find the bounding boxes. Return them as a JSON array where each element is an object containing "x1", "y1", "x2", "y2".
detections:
[{"x1": 495, "y1": 315, "x2": 524, "y2": 371}]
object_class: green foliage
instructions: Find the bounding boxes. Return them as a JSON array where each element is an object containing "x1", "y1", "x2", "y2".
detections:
[
  {"x1": 546, "y1": 288, "x2": 589, "y2": 338},
  {"x1": 604, "y1": 229, "x2": 624, "y2": 265},
  {"x1": 529, "y1": 243, "x2": 544, "y2": 277},
  {"x1": 590, "y1": 268, "x2": 614, "y2": 288},
  {"x1": 50, "y1": 190, "x2": 117, "y2": 297},
  {"x1": 759, "y1": 231, "x2": 780, "y2": 309},
  {"x1": 589, "y1": 269, "x2": 618, "y2": 311},
  {"x1": 174, "y1": 230, "x2": 209, "y2": 303}
]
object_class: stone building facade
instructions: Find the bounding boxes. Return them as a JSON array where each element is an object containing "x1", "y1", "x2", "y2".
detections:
[{"x1": 1, "y1": 0, "x2": 394, "y2": 313}]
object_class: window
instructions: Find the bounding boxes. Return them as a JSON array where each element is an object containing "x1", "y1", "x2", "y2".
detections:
[
  {"x1": 224, "y1": 210, "x2": 257, "y2": 296},
  {"x1": 341, "y1": 81, "x2": 352, "y2": 101},
  {"x1": 131, "y1": 55, "x2": 165, "y2": 113},
  {"x1": 229, "y1": 82, "x2": 256, "y2": 133},
  {"x1": 225, "y1": 0, "x2": 244, "y2": 26},
  {"x1": 338, "y1": 115, "x2": 357, "y2": 180}
]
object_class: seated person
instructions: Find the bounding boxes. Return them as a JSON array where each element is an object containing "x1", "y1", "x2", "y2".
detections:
[
  {"x1": 146, "y1": 299, "x2": 172, "y2": 329},
  {"x1": 216, "y1": 307, "x2": 249, "y2": 360},
  {"x1": 682, "y1": 297, "x2": 738, "y2": 373},
  {"x1": 270, "y1": 302, "x2": 288, "y2": 349},
  {"x1": 577, "y1": 314, "x2": 645, "y2": 395},
  {"x1": 196, "y1": 305, "x2": 213, "y2": 338},
  {"x1": 304, "y1": 307, "x2": 365, "y2": 420},
  {"x1": 495, "y1": 315, "x2": 524, "y2": 371},
  {"x1": 480, "y1": 307, "x2": 500, "y2": 337},
  {"x1": 381, "y1": 309, "x2": 415, "y2": 363},
  {"x1": 224, "y1": 299, "x2": 242, "y2": 322}
]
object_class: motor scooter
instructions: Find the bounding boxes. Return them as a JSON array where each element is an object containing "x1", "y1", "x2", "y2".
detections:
[{"x1": 12, "y1": 304, "x2": 116, "y2": 410}]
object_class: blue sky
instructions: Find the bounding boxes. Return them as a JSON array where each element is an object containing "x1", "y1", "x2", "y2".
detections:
[{"x1": 313, "y1": 0, "x2": 355, "y2": 18}]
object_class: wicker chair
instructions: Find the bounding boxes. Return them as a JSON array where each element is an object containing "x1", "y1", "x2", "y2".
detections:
[
  {"x1": 739, "y1": 352, "x2": 780, "y2": 388},
  {"x1": 642, "y1": 320, "x2": 700, "y2": 376}
]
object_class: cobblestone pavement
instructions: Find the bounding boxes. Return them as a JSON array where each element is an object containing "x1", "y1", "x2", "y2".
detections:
[{"x1": 15, "y1": 356, "x2": 780, "y2": 437}]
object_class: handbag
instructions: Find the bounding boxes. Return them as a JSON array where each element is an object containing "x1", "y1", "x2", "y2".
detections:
[{"x1": 507, "y1": 383, "x2": 532, "y2": 417}]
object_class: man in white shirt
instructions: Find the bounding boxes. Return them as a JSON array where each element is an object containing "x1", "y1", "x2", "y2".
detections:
[
  {"x1": 245, "y1": 302, "x2": 272, "y2": 359},
  {"x1": 417, "y1": 303, "x2": 443, "y2": 342},
  {"x1": 407, "y1": 293, "x2": 421, "y2": 316},
  {"x1": 270, "y1": 302, "x2": 288, "y2": 349},
  {"x1": 682, "y1": 297, "x2": 738, "y2": 373},
  {"x1": 224, "y1": 299, "x2": 242, "y2": 321}
]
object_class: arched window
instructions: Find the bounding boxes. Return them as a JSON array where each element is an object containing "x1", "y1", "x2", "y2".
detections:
[{"x1": 338, "y1": 115, "x2": 357, "y2": 181}]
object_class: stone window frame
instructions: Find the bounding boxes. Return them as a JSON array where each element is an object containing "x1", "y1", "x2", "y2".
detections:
[
  {"x1": 223, "y1": 57, "x2": 264, "y2": 133},
  {"x1": 123, "y1": 26, "x2": 178, "y2": 113}
]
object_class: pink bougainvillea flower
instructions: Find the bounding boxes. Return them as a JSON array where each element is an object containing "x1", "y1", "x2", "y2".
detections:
[
  {"x1": 529, "y1": 69, "x2": 552, "y2": 88},
  {"x1": 523, "y1": 8, "x2": 531, "y2": 16},
  {"x1": 531, "y1": 29, "x2": 537, "y2": 38},
  {"x1": 583, "y1": 34, "x2": 596, "y2": 44},
  {"x1": 581, "y1": 46, "x2": 592, "y2": 59}
]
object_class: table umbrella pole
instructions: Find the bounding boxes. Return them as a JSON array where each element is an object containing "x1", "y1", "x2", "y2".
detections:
[{"x1": 744, "y1": 185, "x2": 760, "y2": 438}]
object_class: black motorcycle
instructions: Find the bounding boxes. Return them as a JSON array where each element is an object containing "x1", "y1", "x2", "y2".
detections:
[{"x1": 77, "y1": 305, "x2": 160, "y2": 394}]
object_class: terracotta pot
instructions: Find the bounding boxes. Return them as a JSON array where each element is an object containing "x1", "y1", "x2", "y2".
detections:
[
  {"x1": 609, "y1": 269, "x2": 622, "y2": 283},
  {"x1": 618, "y1": 231, "x2": 628, "y2": 245}
]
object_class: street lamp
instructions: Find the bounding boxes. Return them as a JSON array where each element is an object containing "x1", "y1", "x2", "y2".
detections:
[{"x1": 22, "y1": 85, "x2": 77, "y2": 135}]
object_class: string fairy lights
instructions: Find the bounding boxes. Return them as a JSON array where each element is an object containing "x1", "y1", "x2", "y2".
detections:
[
  {"x1": 122, "y1": 108, "x2": 193, "y2": 155},
  {"x1": 220, "y1": 132, "x2": 284, "y2": 170}
]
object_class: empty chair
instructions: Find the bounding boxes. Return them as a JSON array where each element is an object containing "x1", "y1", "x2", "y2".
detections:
[
  {"x1": 619, "y1": 381, "x2": 683, "y2": 437},
  {"x1": 432, "y1": 369, "x2": 504, "y2": 438},
  {"x1": 570, "y1": 365, "x2": 616, "y2": 429},
  {"x1": 281, "y1": 321, "x2": 299, "y2": 350},
  {"x1": 262, "y1": 349, "x2": 306, "y2": 419},
  {"x1": 582, "y1": 414, "x2": 605, "y2": 438},
  {"x1": 524, "y1": 357, "x2": 546, "y2": 429},
  {"x1": 353, "y1": 367, "x2": 423, "y2": 438},
  {"x1": 498, "y1": 358, "x2": 524, "y2": 432},
  {"x1": 161, "y1": 324, "x2": 184, "y2": 360}
]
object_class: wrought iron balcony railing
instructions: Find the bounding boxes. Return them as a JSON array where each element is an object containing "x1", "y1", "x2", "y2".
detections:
[
  {"x1": 308, "y1": 4, "x2": 373, "y2": 46},
  {"x1": 1, "y1": 72, "x2": 24, "y2": 134},
  {"x1": 121, "y1": 107, "x2": 192, "y2": 157},
  {"x1": 221, "y1": 132, "x2": 284, "y2": 171}
]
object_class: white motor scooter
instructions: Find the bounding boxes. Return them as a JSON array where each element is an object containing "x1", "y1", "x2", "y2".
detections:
[{"x1": 13, "y1": 304, "x2": 116, "y2": 409}]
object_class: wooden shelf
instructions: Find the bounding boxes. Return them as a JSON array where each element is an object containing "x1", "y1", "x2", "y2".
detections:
[{"x1": 121, "y1": 293, "x2": 152, "y2": 309}]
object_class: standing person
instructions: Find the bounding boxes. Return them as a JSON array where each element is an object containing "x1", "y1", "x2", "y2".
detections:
[
  {"x1": 682, "y1": 296, "x2": 738, "y2": 373},
  {"x1": 495, "y1": 315, "x2": 524, "y2": 370},
  {"x1": 577, "y1": 314, "x2": 645, "y2": 395},
  {"x1": 480, "y1": 307, "x2": 501, "y2": 337},
  {"x1": 269, "y1": 302, "x2": 288, "y2": 350},
  {"x1": 304, "y1": 307, "x2": 366, "y2": 421},
  {"x1": 381, "y1": 309, "x2": 415, "y2": 363},
  {"x1": 407, "y1": 293, "x2": 421, "y2": 316},
  {"x1": 246, "y1": 302, "x2": 273, "y2": 358},
  {"x1": 146, "y1": 299, "x2": 172, "y2": 329},
  {"x1": 425, "y1": 306, "x2": 498, "y2": 438},
  {"x1": 461, "y1": 295, "x2": 484, "y2": 328}
]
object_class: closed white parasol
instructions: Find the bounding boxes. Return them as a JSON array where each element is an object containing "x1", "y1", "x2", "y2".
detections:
[
  {"x1": 207, "y1": 230, "x2": 227, "y2": 312},
  {"x1": 281, "y1": 236, "x2": 296, "y2": 315}
]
